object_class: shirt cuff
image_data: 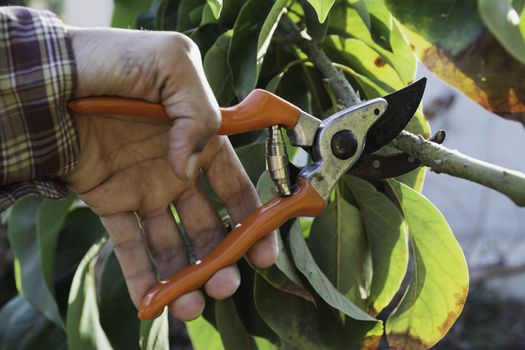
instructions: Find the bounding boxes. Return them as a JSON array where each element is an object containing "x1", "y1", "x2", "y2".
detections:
[{"x1": 0, "y1": 7, "x2": 78, "y2": 210}]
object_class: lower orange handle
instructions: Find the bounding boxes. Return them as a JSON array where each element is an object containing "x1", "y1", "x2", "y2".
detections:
[
  {"x1": 68, "y1": 89, "x2": 302, "y2": 134},
  {"x1": 137, "y1": 178, "x2": 326, "y2": 320}
]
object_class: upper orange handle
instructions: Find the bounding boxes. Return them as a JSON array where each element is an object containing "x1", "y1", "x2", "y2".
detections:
[
  {"x1": 68, "y1": 89, "x2": 302, "y2": 134},
  {"x1": 137, "y1": 178, "x2": 326, "y2": 320}
]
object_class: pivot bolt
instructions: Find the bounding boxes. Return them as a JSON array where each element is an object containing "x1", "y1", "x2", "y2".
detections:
[{"x1": 331, "y1": 130, "x2": 358, "y2": 160}]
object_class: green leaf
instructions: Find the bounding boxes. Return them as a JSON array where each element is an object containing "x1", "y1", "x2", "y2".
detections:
[
  {"x1": 289, "y1": 221, "x2": 376, "y2": 322},
  {"x1": 386, "y1": 0, "x2": 525, "y2": 124},
  {"x1": 216, "y1": 298, "x2": 257, "y2": 350},
  {"x1": 0, "y1": 295, "x2": 67, "y2": 350},
  {"x1": 7, "y1": 197, "x2": 66, "y2": 328},
  {"x1": 186, "y1": 316, "x2": 224, "y2": 350},
  {"x1": 204, "y1": 30, "x2": 236, "y2": 106},
  {"x1": 307, "y1": 191, "x2": 371, "y2": 310},
  {"x1": 235, "y1": 142, "x2": 266, "y2": 185},
  {"x1": 112, "y1": 0, "x2": 153, "y2": 28},
  {"x1": 99, "y1": 252, "x2": 140, "y2": 349},
  {"x1": 177, "y1": 0, "x2": 204, "y2": 31},
  {"x1": 255, "y1": 275, "x2": 380, "y2": 349},
  {"x1": 344, "y1": 176, "x2": 409, "y2": 316},
  {"x1": 207, "y1": 0, "x2": 222, "y2": 19},
  {"x1": 156, "y1": 0, "x2": 181, "y2": 30},
  {"x1": 139, "y1": 309, "x2": 169, "y2": 350},
  {"x1": 67, "y1": 238, "x2": 113, "y2": 350},
  {"x1": 228, "y1": 0, "x2": 288, "y2": 98},
  {"x1": 306, "y1": 0, "x2": 336, "y2": 23},
  {"x1": 478, "y1": 0, "x2": 525, "y2": 65},
  {"x1": 386, "y1": 180, "x2": 469, "y2": 350}
]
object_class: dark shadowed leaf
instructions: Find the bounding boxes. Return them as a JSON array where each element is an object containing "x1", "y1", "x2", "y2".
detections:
[
  {"x1": 289, "y1": 221, "x2": 376, "y2": 322},
  {"x1": 216, "y1": 298, "x2": 257, "y2": 350},
  {"x1": 67, "y1": 238, "x2": 112, "y2": 349},
  {"x1": 344, "y1": 176, "x2": 408, "y2": 316},
  {"x1": 386, "y1": 0, "x2": 525, "y2": 124},
  {"x1": 0, "y1": 295, "x2": 67, "y2": 350},
  {"x1": 235, "y1": 142, "x2": 266, "y2": 185},
  {"x1": 99, "y1": 251, "x2": 140, "y2": 349},
  {"x1": 307, "y1": 190, "x2": 371, "y2": 310},
  {"x1": 386, "y1": 180, "x2": 469, "y2": 350},
  {"x1": 204, "y1": 30, "x2": 236, "y2": 106},
  {"x1": 228, "y1": 0, "x2": 288, "y2": 98},
  {"x1": 112, "y1": 0, "x2": 153, "y2": 28}
]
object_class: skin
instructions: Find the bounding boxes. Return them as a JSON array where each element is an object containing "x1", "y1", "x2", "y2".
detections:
[{"x1": 60, "y1": 28, "x2": 278, "y2": 321}]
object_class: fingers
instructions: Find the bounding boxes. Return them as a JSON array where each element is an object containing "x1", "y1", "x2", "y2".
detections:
[
  {"x1": 141, "y1": 208, "x2": 205, "y2": 321},
  {"x1": 175, "y1": 180, "x2": 241, "y2": 300},
  {"x1": 100, "y1": 212, "x2": 156, "y2": 309},
  {"x1": 204, "y1": 140, "x2": 279, "y2": 268},
  {"x1": 162, "y1": 34, "x2": 221, "y2": 181}
]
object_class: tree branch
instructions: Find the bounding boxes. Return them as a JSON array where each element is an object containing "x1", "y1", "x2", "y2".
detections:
[{"x1": 281, "y1": 15, "x2": 525, "y2": 207}]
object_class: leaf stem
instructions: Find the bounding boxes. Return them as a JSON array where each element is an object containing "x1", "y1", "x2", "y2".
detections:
[{"x1": 280, "y1": 15, "x2": 525, "y2": 207}]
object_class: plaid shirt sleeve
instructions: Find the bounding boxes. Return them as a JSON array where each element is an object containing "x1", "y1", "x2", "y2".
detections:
[{"x1": 0, "y1": 7, "x2": 78, "y2": 211}]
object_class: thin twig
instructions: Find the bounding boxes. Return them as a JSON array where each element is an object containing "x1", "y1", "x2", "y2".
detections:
[{"x1": 280, "y1": 15, "x2": 525, "y2": 207}]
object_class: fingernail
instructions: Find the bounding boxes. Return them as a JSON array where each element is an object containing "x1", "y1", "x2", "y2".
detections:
[{"x1": 185, "y1": 153, "x2": 199, "y2": 179}]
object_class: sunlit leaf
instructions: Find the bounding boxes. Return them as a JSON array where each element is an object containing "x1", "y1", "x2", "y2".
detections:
[
  {"x1": 139, "y1": 309, "x2": 169, "y2": 350},
  {"x1": 386, "y1": 180, "x2": 469, "y2": 350},
  {"x1": 207, "y1": 0, "x2": 222, "y2": 19},
  {"x1": 228, "y1": 0, "x2": 288, "y2": 98},
  {"x1": 344, "y1": 176, "x2": 408, "y2": 316},
  {"x1": 112, "y1": 0, "x2": 153, "y2": 28},
  {"x1": 307, "y1": 190, "x2": 371, "y2": 310},
  {"x1": 478, "y1": 0, "x2": 525, "y2": 65},
  {"x1": 0, "y1": 295, "x2": 67, "y2": 349},
  {"x1": 306, "y1": 0, "x2": 336, "y2": 23},
  {"x1": 386, "y1": 0, "x2": 525, "y2": 124},
  {"x1": 186, "y1": 316, "x2": 224, "y2": 350},
  {"x1": 67, "y1": 238, "x2": 113, "y2": 349},
  {"x1": 7, "y1": 197, "x2": 68, "y2": 328}
]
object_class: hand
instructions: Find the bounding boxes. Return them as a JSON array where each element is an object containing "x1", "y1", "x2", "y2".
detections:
[{"x1": 62, "y1": 28, "x2": 278, "y2": 320}]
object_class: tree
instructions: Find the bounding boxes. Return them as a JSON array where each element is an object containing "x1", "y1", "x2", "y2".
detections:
[{"x1": 1, "y1": 0, "x2": 524, "y2": 349}]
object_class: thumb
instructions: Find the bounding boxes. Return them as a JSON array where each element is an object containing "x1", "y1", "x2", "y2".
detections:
[{"x1": 167, "y1": 106, "x2": 221, "y2": 180}]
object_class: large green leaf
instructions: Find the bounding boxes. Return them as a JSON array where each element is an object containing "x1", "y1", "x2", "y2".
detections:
[
  {"x1": 186, "y1": 316, "x2": 224, "y2": 350},
  {"x1": 207, "y1": 0, "x2": 222, "y2": 19},
  {"x1": 255, "y1": 275, "x2": 380, "y2": 349},
  {"x1": 7, "y1": 197, "x2": 69, "y2": 328},
  {"x1": 478, "y1": 0, "x2": 525, "y2": 65},
  {"x1": 307, "y1": 191, "x2": 371, "y2": 310},
  {"x1": 67, "y1": 238, "x2": 113, "y2": 349},
  {"x1": 99, "y1": 252, "x2": 140, "y2": 349},
  {"x1": 386, "y1": 0, "x2": 525, "y2": 124},
  {"x1": 235, "y1": 142, "x2": 266, "y2": 185},
  {"x1": 345, "y1": 176, "x2": 408, "y2": 316},
  {"x1": 0, "y1": 295, "x2": 67, "y2": 350},
  {"x1": 216, "y1": 298, "x2": 257, "y2": 350},
  {"x1": 385, "y1": 180, "x2": 469, "y2": 350},
  {"x1": 289, "y1": 221, "x2": 376, "y2": 322},
  {"x1": 139, "y1": 309, "x2": 169, "y2": 350},
  {"x1": 228, "y1": 0, "x2": 288, "y2": 98},
  {"x1": 204, "y1": 30, "x2": 236, "y2": 106},
  {"x1": 305, "y1": 0, "x2": 336, "y2": 23}
]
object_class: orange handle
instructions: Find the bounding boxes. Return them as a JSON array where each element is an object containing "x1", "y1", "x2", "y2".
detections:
[
  {"x1": 68, "y1": 89, "x2": 302, "y2": 134},
  {"x1": 137, "y1": 178, "x2": 326, "y2": 320}
]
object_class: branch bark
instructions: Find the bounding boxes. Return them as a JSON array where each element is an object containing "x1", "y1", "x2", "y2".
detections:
[{"x1": 282, "y1": 16, "x2": 525, "y2": 207}]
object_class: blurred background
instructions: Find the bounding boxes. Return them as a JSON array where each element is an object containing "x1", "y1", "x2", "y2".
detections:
[{"x1": 1, "y1": 0, "x2": 524, "y2": 349}]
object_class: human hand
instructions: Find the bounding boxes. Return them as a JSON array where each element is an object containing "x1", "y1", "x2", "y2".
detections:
[{"x1": 62, "y1": 28, "x2": 279, "y2": 320}]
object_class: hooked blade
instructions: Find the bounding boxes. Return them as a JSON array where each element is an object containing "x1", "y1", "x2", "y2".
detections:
[{"x1": 363, "y1": 78, "x2": 427, "y2": 154}]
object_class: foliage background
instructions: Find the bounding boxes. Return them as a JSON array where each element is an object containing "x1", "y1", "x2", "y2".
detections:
[{"x1": 1, "y1": 0, "x2": 524, "y2": 349}]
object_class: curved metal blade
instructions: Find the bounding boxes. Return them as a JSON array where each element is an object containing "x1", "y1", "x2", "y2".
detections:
[{"x1": 363, "y1": 78, "x2": 427, "y2": 154}]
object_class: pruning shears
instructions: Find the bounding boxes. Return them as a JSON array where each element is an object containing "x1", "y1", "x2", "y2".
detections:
[{"x1": 69, "y1": 78, "x2": 432, "y2": 320}]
